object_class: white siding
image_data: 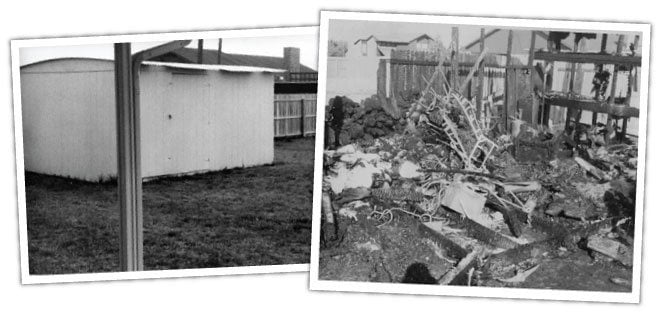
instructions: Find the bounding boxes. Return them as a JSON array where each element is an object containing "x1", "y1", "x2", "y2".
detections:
[
  {"x1": 326, "y1": 56, "x2": 380, "y2": 102},
  {"x1": 20, "y1": 59, "x2": 275, "y2": 181},
  {"x1": 21, "y1": 59, "x2": 117, "y2": 181}
]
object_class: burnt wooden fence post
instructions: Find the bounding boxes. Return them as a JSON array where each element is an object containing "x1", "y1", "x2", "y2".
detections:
[
  {"x1": 527, "y1": 31, "x2": 538, "y2": 127},
  {"x1": 451, "y1": 27, "x2": 460, "y2": 90}
]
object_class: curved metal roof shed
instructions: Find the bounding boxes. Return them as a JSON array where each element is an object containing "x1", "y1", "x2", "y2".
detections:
[{"x1": 20, "y1": 58, "x2": 281, "y2": 181}]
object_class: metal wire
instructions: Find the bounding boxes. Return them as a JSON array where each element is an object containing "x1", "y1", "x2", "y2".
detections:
[{"x1": 369, "y1": 207, "x2": 446, "y2": 228}]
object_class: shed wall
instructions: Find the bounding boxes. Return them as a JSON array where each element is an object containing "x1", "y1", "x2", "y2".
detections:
[
  {"x1": 20, "y1": 59, "x2": 274, "y2": 181},
  {"x1": 140, "y1": 67, "x2": 274, "y2": 178},
  {"x1": 21, "y1": 59, "x2": 117, "y2": 181}
]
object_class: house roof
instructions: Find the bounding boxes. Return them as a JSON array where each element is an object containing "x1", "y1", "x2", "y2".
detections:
[
  {"x1": 151, "y1": 47, "x2": 316, "y2": 73},
  {"x1": 354, "y1": 34, "x2": 434, "y2": 45}
]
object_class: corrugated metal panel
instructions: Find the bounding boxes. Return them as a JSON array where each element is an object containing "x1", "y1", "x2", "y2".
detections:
[{"x1": 20, "y1": 58, "x2": 275, "y2": 181}]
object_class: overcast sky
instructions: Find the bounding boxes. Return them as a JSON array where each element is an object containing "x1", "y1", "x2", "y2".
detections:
[
  {"x1": 19, "y1": 33, "x2": 318, "y2": 69},
  {"x1": 328, "y1": 19, "x2": 484, "y2": 48},
  {"x1": 328, "y1": 19, "x2": 641, "y2": 54}
]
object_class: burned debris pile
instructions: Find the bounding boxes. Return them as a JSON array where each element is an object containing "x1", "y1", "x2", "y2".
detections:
[
  {"x1": 325, "y1": 95, "x2": 408, "y2": 146},
  {"x1": 320, "y1": 70, "x2": 637, "y2": 291}
]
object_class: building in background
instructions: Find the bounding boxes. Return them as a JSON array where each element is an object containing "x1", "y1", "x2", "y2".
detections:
[
  {"x1": 150, "y1": 46, "x2": 318, "y2": 138},
  {"x1": 347, "y1": 34, "x2": 435, "y2": 58},
  {"x1": 149, "y1": 46, "x2": 317, "y2": 82}
]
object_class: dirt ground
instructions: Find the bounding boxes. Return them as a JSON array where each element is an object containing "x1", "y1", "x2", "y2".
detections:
[
  {"x1": 319, "y1": 130, "x2": 635, "y2": 293},
  {"x1": 25, "y1": 137, "x2": 314, "y2": 274},
  {"x1": 319, "y1": 211, "x2": 455, "y2": 283}
]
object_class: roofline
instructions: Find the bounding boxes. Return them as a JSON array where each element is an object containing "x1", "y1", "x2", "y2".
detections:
[
  {"x1": 20, "y1": 57, "x2": 112, "y2": 69},
  {"x1": 354, "y1": 35, "x2": 375, "y2": 45},
  {"x1": 167, "y1": 48, "x2": 317, "y2": 73},
  {"x1": 376, "y1": 40, "x2": 409, "y2": 46},
  {"x1": 142, "y1": 61, "x2": 285, "y2": 73},
  {"x1": 410, "y1": 34, "x2": 434, "y2": 42},
  {"x1": 20, "y1": 57, "x2": 284, "y2": 73},
  {"x1": 354, "y1": 34, "x2": 434, "y2": 45}
]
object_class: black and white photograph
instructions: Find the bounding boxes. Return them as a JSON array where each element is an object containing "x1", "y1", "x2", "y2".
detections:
[
  {"x1": 310, "y1": 12, "x2": 649, "y2": 302},
  {"x1": 11, "y1": 27, "x2": 318, "y2": 283}
]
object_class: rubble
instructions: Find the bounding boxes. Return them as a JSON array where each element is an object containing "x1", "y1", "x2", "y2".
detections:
[
  {"x1": 587, "y1": 235, "x2": 633, "y2": 267},
  {"x1": 320, "y1": 63, "x2": 638, "y2": 291},
  {"x1": 326, "y1": 96, "x2": 407, "y2": 146},
  {"x1": 495, "y1": 264, "x2": 540, "y2": 284},
  {"x1": 440, "y1": 182, "x2": 487, "y2": 221}
]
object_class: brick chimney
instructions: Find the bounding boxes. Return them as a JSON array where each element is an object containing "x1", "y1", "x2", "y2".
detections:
[{"x1": 283, "y1": 47, "x2": 301, "y2": 72}]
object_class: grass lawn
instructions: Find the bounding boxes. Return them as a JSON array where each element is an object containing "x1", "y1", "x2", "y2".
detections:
[{"x1": 25, "y1": 137, "x2": 314, "y2": 274}]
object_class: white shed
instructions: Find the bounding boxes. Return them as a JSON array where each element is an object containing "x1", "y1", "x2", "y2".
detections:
[{"x1": 20, "y1": 58, "x2": 280, "y2": 181}]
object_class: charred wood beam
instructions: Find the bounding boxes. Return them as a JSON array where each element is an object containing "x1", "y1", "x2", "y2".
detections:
[
  {"x1": 534, "y1": 51, "x2": 641, "y2": 66},
  {"x1": 438, "y1": 247, "x2": 485, "y2": 285},
  {"x1": 422, "y1": 168, "x2": 506, "y2": 181},
  {"x1": 542, "y1": 97, "x2": 639, "y2": 117}
]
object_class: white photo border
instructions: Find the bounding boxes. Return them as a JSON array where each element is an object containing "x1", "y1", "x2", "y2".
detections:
[
  {"x1": 11, "y1": 26, "x2": 319, "y2": 285},
  {"x1": 309, "y1": 11, "x2": 650, "y2": 304}
]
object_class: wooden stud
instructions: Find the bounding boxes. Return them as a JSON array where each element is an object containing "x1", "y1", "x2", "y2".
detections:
[
  {"x1": 527, "y1": 31, "x2": 538, "y2": 127},
  {"x1": 505, "y1": 30, "x2": 514, "y2": 132},
  {"x1": 451, "y1": 27, "x2": 459, "y2": 90},
  {"x1": 600, "y1": 34, "x2": 609, "y2": 53},
  {"x1": 459, "y1": 48, "x2": 488, "y2": 95},
  {"x1": 593, "y1": 34, "x2": 609, "y2": 126},
  {"x1": 438, "y1": 247, "x2": 485, "y2": 286},
  {"x1": 605, "y1": 34, "x2": 626, "y2": 144},
  {"x1": 533, "y1": 51, "x2": 641, "y2": 66},
  {"x1": 476, "y1": 28, "x2": 485, "y2": 121},
  {"x1": 565, "y1": 36, "x2": 580, "y2": 131},
  {"x1": 621, "y1": 35, "x2": 640, "y2": 141}
]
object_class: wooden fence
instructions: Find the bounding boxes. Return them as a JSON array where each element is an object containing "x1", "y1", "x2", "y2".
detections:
[
  {"x1": 274, "y1": 93, "x2": 317, "y2": 137},
  {"x1": 377, "y1": 49, "x2": 507, "y2": 101}
]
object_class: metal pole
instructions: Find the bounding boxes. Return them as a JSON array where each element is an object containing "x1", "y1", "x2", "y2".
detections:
[
  {"x1": 114, "y1": 43, "x2": 143, "y2": 271},
  {"x1": 197, "y1": 39, "x2": 204, "y2": 64},
  {"x1": 217, "y1": 39, "x2": 223, "y2": 64}
]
